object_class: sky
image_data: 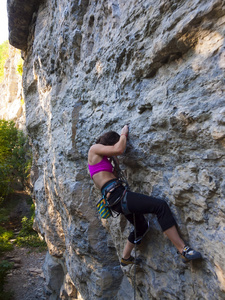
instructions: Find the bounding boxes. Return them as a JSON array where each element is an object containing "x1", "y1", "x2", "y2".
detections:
[{"x1": 0, "y1": 0, "x2": 8, "y2": 44}]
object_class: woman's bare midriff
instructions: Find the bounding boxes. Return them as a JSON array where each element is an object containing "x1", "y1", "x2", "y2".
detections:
[{"x1": 92, "y1": 171, "x2": 117, "y2": 190}]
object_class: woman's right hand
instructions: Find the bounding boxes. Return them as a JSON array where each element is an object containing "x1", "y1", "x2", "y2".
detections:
[{"x1": 121, "y1": 125, "x2": 129, "y2": 136}]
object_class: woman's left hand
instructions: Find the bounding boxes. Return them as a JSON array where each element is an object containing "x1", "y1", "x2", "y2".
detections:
[{"x1": 121, "y1": 125, "x2": 129, "y2": 137}]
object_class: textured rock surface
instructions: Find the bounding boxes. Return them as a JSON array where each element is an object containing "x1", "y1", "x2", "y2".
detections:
[
  {"x1": 0, "y1": 44, "x2": 24, "y2": 129},
  {"x1": 8, "y1": 0, "x2": 225, "y2": 299},
  {"x1": 7, "y1": 0, "x2": 41, "y2": 51}
]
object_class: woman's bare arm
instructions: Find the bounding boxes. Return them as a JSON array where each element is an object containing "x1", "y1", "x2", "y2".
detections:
[{"x1": 88, "y1": 125, "x2": 129, "y2": 166}]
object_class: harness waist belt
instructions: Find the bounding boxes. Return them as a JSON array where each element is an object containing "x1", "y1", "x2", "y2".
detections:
[
  {"x1": 101, "y1": 180, "x2": 121, "y2": 196},
  {"x1": 108, "y1": 188, "x2": 127, "y2": 208},
  {"x1": 101, "y1": 179, "x2": 131, "y2": 215}
]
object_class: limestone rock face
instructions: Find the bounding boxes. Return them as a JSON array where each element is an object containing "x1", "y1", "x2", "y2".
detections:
[
  {"x1": 7, "y1": 0, "x2": 41, "y2": 51},
  {"x1": 0, "y1": 44, "x2": 24, "y2": 129},
  {"x1": 8, "y1": 0, "x2": 225, "y2": 299}
]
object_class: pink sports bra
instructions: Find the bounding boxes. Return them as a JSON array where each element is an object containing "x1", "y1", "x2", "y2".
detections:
[{"x1": 88, "y1": 156, "x2": 113, "y2": 178}]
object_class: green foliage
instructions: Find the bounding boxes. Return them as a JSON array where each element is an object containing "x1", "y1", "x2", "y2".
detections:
[
  {"x1": 0, "y1": 227, "x2": 13, "y2": 253},
  {"x1": 0, "y1": 208, "x2": 9, "y2": 224},
  {"x1": 0, "y1": 194, "x2": 22, "y2": 226},
  {"x1": 16, "y1": 57, "x2": 23, "y2": 76},
  {"x1": 19, "y1": 216, "x2": 34, "y2": 236},
  {"x1": 0, "y1": 120, "x2": 17, "y2": 161},
  {"x1": 16, "y1": 205, "x2": 47, "y2": 251},
  {"x1": 16, "y1": 234, "x2": 47, "y2": 250},
  {"x1": 0, "y1": 41, "x2": 9, "y2": 82},
  {"x1": 0, "y1": 260, "x2": 14, "y2": 300},
  {"x1": 0, "y1": 212, "x2": 14, "y2": 299},
  {"x1": 0, "y1": 120, "x2": 31, "y2": 199}
]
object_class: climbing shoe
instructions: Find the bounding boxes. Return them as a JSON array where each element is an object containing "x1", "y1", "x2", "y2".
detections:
[
  {"x1": 121, "y1": 256, "x2": 142, "y2": 267},
  {"x1": 134, "y1": 220, "x2": 150, "y2": 244},
  {"x1": 181, "y1": 246, "x2": 202, "y2": 263}
]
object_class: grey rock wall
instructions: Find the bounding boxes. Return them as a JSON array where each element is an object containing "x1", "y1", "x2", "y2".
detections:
[
  {"x1": 7, "y1": 0, "x2": 41, "y2": 51},
  {"x1": 8, "y1": 0, "x2": 225, "y2": 299}
]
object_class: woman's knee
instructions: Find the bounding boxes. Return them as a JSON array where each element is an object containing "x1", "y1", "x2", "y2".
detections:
[
  {"x1": 156, "y1": 199, "x2": 173, "y2": 221},
  {"x1": 156, "y1": 198, "x2": 169, "y2": 211}
]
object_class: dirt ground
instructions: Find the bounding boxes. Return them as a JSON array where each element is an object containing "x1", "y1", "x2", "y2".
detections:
[
  {"x1": 3, "y1": 246, "x2": 47, "y2": 300},
  {"x1": 1, "y1": 192, "x2": 48, "y2": 300}
]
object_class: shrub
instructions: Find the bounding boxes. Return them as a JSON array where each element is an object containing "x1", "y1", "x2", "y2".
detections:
[
  {"x1": 0, "y1": 120, "x2": 31, "y2": 199},
  {"x1": 16, "y1": 205, "x2": 47, "y2": 251},
  {"x1": 0, "y1": 227, "x2": 13, "y2": 253},
  {"x1": 19, "y1": 216, "x2": 34, "y2": 236}
]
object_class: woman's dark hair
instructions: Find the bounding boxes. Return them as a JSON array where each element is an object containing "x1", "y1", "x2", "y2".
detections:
[{"x1": 96, "y1": 131, "x2": 120, "y2": 146}]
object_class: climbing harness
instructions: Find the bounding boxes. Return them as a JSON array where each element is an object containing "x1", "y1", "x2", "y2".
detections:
[
  {"x1": 97, "y1": 178, "x2": 128, "y2": 219},
  {"x1": 112, "y1": 157, "x2": 133, "y2": 213}
]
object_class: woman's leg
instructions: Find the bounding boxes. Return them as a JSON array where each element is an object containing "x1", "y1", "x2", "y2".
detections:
[
  {"x1": 125, "y1": 212, "x2": 149, "y2": 244},
  {"x1": 125, "y1": 191, "x2": 186, "y2": 253},
  {"x1": 163, "y1": 225, "x2": 185, "y2": 253},
  {"x1": 122, "y1": 224, "x2": 185, "y2": 257},
  {"x1": 120, "y1": 191, "x2": 202, "y2": 262},
  {"x1": 126, "y1": 191, "x2": 177, "y2": 233},
  {"x1": 122, "y1": 212, "x2": 149, "y2": 258},
  {"x1": 123, "y1": 240, "x2": 135, "y2": 259}
]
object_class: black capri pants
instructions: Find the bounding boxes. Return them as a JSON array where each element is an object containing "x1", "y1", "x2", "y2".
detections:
[{"x1": 107, "y1": 185, "x2": 177, "y2": 244}]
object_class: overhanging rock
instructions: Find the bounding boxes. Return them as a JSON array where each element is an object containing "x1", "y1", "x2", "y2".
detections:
[{"x1": 7, "y1": 0, "x2": 41, "y2": 51}]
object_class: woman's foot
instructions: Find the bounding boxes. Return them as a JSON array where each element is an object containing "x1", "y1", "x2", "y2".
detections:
[
  {"x1": 181, "y1": 245, "x2": 202, "y2": 263},
  {"x1": 121, "y1": 256, "x2": 142, "y2": 266}
]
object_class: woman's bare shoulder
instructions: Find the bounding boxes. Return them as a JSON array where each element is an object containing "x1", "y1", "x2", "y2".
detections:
[
  {"x1": 89, "y1": 144, "x2": 104, "y2": 154},
  {"x1": 88, "y1": 145, "x2": 104, "y2": 164}
]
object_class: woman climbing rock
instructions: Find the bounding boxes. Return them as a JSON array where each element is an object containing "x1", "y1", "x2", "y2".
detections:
[{"x1": 88, "y1": 125, "x2": 202, "y2": 266}]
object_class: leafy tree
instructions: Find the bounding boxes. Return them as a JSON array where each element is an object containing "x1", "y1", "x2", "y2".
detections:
[
  {"x1": 0, "y1": 41, "x2": 9, "y2": 82},
  {"x1": 0, "y1": 120, "x2": 31, "y2": 200}
]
